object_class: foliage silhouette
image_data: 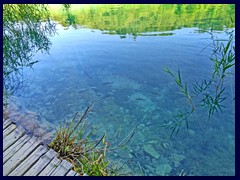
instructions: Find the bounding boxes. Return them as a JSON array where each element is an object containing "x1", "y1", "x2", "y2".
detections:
[
  {"x1": 163, "y1": 29, "x2": 235, "y2": 137},
  {"x1": 3, "y1": 4, "x2": 56, "y2": 95}
]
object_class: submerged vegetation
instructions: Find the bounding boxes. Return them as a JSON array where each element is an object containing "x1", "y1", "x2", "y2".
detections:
[
  {"x1": 49, "y1": 104, "x2": 135, "y2": 176},
  {"x1": 163, "y1": 29, "x2": 235, "y2": 137}
]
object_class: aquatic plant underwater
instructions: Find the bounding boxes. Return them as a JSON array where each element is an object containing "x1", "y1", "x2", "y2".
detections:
[
  {"x1": 49, "y1": 103, "x2": 135, "y2": 176},
  {"x1": 162, "y1": 29, "x2": 235, "y2": 137}
]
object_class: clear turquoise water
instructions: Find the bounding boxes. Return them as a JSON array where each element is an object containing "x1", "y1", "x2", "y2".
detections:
[{"x1": 10, "y1": 23, "x2": 235, "y2": 175}]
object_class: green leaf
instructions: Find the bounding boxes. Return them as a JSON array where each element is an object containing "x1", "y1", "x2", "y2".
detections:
[
  {"x1": 223, "y1": 63, "x2": 234, "y2": 71},
  {"x1": 177, "y1": 68, "x2": 182, "y2": 85},
  {"x1": 224, "y1": 38, "x2": 232, "y2": 55},
  {"x1": 164, "y1": 67, "x2": 174, "y2": 77},
  {"x1": 65, "y1": 146, "x2": 69, "y2": 152},
  {"x1": 170, "y1": 124, "x2": 177, "y2": 138}
]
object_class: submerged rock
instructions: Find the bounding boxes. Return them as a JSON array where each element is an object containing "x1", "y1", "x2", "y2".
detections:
[
  {"x1": 155, "y1": 164, "x2": 172, "y2": 176},
  {"x1": 147, "y1": 140, "x2": 157, "y2": 144},
  {"x1": 162, "y1": 142, "x2": 170, "y2": 150},
  {"x1": 188, "y1": 129, "x2": 195, "y2": 136},
  {"x1": 145, "y1": 165, "x2": 155, "y2": 173},
  {"x1": 143, "y1": 144, "x2": 160, "y2": 159},
  {"x1": 170, "y1": 153, "x2": 186, "y2": 167},
  {"x1": 3, "y1": 98, "x2": 56, "y2": 145},
  {"x1": 137, "y1": 124, "x2": 145, "y2": 130},
  {"x1": 128, "y1": 92, "x2": 156, "y2": 113}
]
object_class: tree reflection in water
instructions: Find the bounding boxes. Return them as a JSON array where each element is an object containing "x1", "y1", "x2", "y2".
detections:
[{"x1": 3, "y1": 4, "x2": 57, "y2": 96}]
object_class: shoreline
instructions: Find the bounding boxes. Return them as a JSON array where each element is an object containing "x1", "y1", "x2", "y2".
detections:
[{"x1": 3, "y1": 98, "x2": 56, "y2": 145}]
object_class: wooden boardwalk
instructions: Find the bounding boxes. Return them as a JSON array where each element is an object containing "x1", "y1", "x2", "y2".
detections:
[{"x1": 3, "y1": 118, "x2": 79, "y2": 176}]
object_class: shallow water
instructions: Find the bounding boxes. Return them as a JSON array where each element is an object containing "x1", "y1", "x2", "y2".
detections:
[{"x1": 7, "y1": 4, "x2": 235, "y2": 176}]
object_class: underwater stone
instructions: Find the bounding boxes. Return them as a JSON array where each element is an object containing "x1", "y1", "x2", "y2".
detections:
[
  {"x1": 170, "y1": 153, "x2": 186, "y2": 167},
  {"x1": 155, "y1": 164, "x2": 172, "y2": 176},
  {"x1": 128, "y1": 153, "x2": 134, "y2": 159},
  {"x1": 137, "y1": 124, "x2": 145, "y2": 130},
  {"x1": 171, "y1": 153, "x2": 186, "y2": 162},
  {"x1": 188, "y1": 129, "x2": 195, "y2": 136},
  {"x1": 143, "y1": 144, "x2": 160, "y2": 159},
  {"x1": 148, "y1": 140, "x2": 158, "y2": 144},
  {"x1": 151, "y1": 158, "x2": 157, "y2": 164},
  {"x1": 129, "y1": 149, "x2": 133, "y2": 153},
  {"x1": 162, "y1": 142, "x2": 170, "y2": 149},
  {"x1": 145, "y1": 165, "x2": 155, "y2": 173},
  {"x1": 159, "y1": 155, "x2": 170, "y2": 165},
  {"x1": 146, "y1": 121, "x2": 151, "y2": 126},
  {"x1": 145, "y1": 155, "x2": 151, "y2": 162}
]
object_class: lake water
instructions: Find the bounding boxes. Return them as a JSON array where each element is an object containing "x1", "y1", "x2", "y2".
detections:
[{"x1": 7, "y1": 4, "x2": 235, "y2": 176}]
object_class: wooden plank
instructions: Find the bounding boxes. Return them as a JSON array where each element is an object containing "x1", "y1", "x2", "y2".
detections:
[
  {"x1": 9, "y1": 145, "x2": 48, "y2": 176},
  {"x1": 66, "y1": 170, "x2": 77, "y2": 176},
  {"x1": 3, "y1": 134, "x2": 30, "y2": 164},
  {"x1": 3, "y1": 124, "x2": 17, "y2": 138},
  {"x1": 3, "y1": 119, "x2": 12, "y2": 130},
  {"x1": 38, "y1": 157, "x2": 61, "y2": 176},
  {"x1": 3, "y1": 136, "x2": 41, "y2": 176},
  {"x1": 50, "y1": 159, "x2": 73, "y2": 176},
  {"x1": 24, "y1": 149, "x2": 58, "y2": 176},
  {"x1": 3, "y1": 126, "x2": 25, "y2": 151}
]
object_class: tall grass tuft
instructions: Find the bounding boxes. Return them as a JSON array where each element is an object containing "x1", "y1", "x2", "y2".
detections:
[{"x1": 49, "y1": 104, "x2": 134, "y2": 176}]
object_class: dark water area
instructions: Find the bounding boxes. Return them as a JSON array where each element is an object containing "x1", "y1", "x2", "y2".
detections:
[{"x1": 5, "y1": 4, "x2": 235, "y2": 175}]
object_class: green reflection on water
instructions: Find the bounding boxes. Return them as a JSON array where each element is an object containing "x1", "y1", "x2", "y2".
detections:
[
  {"x1": 49, "y1": 4, "x2": 235, "y2": 37},
  {"x1": 3, "y1": 4, "x2": 56, "y2": 95}
]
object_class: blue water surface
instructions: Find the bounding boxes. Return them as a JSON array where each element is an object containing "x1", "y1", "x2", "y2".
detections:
[{"x1": 10, "y1": 22, "x2": 235, "y2": 176}]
